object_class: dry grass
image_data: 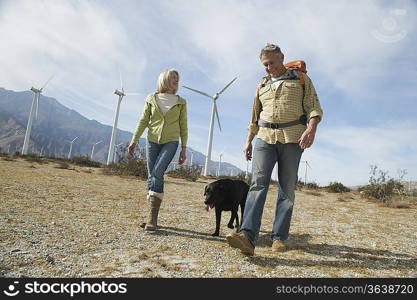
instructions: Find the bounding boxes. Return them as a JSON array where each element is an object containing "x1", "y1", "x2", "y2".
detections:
[
  {"x1": 1, "y1": 158, "x2": 416, "y2": 278},
  {"x1": 304, "y1": 191, "x2": 323, "y2": 197}
]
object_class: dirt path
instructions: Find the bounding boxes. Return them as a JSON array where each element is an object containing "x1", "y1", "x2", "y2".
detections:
[{"x1": 1, "y1": 158, "x2": 416, "y2": 278}]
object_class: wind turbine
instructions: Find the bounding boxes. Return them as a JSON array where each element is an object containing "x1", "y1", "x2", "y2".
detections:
[
  {"x1": 67, "y1": 136, "x2": 78, "y2": 159},
  {"x1": 107, "y1": 71, "x2": 139, "y2": 165},
  {"x1": 301, "y1": 160, "x2": 312, "y2": 184},
  {"x1": 217, "y1": 153, "x2": 223, "y2": 177},
  {"x1": 113, "y1": 142, "x2": 124, "y2": 163},
  {"x1": 183, "y1": 77, "x2": 237, "y2": 176},
  {"x1": 22, "y1": 76, "x2": 54, "y2": 154},
  {"x1": 90, "y1": 140, "x2": 102, "y2": 161},
  {"x1": 188, "y1": 149, "x2": 194, "y2": 167}
]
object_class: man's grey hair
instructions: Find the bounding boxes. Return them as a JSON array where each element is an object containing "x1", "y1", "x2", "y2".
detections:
[{"x1": 259, "y1": 43, "x2": 282, "y2": 59}]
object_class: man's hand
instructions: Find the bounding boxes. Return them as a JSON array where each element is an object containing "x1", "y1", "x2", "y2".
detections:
[
  {"x1": 178, "y1": 147, "x2": 187, "y2": 165},
  {"x1": 298, "y1": 127, "x2": 316, "y2": 149},
  {"x1": 243, "y1": 133, "x2": 255, "y2": 161},
  {"x1": 298, "y1": 117, "x2": 320, "y2": 149},
  {"x1": 128, "y1": 143, "x2": 136, "y2": 156}
]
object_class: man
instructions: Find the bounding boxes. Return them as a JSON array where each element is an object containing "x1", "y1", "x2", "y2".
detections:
[{"x1": 226, "y1": 43, "x2": 323, "y2": 256}]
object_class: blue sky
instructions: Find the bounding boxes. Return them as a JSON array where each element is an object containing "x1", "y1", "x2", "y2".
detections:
[{"x1": 0, "y1": 0, "x2": 416, "y2": 186}]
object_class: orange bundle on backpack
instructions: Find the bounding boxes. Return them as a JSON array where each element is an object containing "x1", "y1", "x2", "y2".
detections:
[{"x1": 284, "y1": 60, "x2": 307, "y2": 85}]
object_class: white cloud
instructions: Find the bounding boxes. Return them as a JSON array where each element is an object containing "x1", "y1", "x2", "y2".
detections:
[
  {"x1": 303, "y1": 122, "x2": 417, "y2": 186},
  {"x1": 0, "y1": 0, "x2": 146, "y2": 123}
]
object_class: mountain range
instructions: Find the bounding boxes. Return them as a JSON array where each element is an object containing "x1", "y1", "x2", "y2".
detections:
[{"x1": 0, "y1": 87, "x2": 243, "y2": 176}]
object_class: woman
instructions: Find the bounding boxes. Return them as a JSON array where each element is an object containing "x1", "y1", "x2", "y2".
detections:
[{"x1": 128, "y1": 69, "x2": 188, "y2": 231}]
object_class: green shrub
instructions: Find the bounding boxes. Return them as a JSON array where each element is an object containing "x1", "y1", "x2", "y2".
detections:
[
  {"x1": 22, "y1": 153, "x2": 47, "y2": 164},
  {"x1": 360, "y1": 165, "x2": 405, "y2": 203},
  {"x1": 326, "y1": 182, "x2": 350, "y2": 193},
  {"x1": 2, "y1": 156, "x2": 15, "y2": 161},
  {"x1": 71, "y1": 156, "x2": 102, "y2": 168},
  {"x1": 167, "y1": 165, "x2": 201, "y2": 182},
  {"x1": 103, "y1": 155, "x2": 148, "y2": 179}
]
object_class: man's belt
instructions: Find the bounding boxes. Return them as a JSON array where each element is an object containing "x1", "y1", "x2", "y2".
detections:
[{"x1": 258, "y1": 115, "x2": 307, "y2": 129}]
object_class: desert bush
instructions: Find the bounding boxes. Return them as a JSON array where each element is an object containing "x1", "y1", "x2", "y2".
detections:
[
  {"x1": 360, "y1": 165, "x2": 405, "y2": 203},
  {"x1": 296, "y1": 180, "x2": 305, "y2": 190},
  {"x1": 71, "y1": 156, "x2": 102, "y2": 168},
  {"x1": 2, "y1": 156, "x2": 15, "y2": 161},
  {"x1": 297, "y1": 180, "x2": 321, "y2": 190},
  {"x1": 236, "y1": 172, "x2": 251, "y2": 184},
  {"x1": 326, "y1": 182, "x2": 351, "y2": 193},
  {"x1": 214, "y1": 172, "x2": 252, "y2": 185},
  {"x1": 305, "y1": 182, "x2": 320, "y2": 190},
  {"x1": 167, "y1": 165, "x2": 201, "y2": 182},
  {"x1": 22, "y1": 153, "x2": 47, "y2": 164},
  {"x1": 103, "y1": 155, "x2": 148, "y2": 179}
]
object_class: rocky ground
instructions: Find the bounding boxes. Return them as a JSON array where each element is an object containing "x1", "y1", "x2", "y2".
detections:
[{"x1": 1, "y1": 158, "x2": 416, "y2": 278}]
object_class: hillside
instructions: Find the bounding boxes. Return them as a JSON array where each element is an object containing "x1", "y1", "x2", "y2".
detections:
[
  {"x1": 0, "y1": 87, "x2": 242, "y2": 175},
  {"x1": 1, "y1": 158, "x2": 416, "y2": 278}
]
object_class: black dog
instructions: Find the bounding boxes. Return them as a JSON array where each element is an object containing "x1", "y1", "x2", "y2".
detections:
[{"x1": 204, "y1": 179, "x2": 249, "y2": 236}]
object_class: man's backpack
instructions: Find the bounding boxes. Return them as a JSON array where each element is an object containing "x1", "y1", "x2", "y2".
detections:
[{"x1": 284, "y1": 60, "x2": 307, "y2": 85}]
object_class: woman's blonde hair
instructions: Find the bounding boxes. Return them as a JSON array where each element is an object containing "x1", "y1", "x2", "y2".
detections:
[{"x1": 156, "y1": 69, "x2": 179, "y2": 94}]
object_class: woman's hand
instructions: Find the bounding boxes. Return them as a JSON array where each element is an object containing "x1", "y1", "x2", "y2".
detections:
[
  {"x1": 128, "y1": 143, "x2": 136, "y2": 156},
  {"x1": 178, "y1": 147, "x2": 187, "y2": 165},
  {"x1": 243, "y1": 140, "x2": 253, "y2": 161}
]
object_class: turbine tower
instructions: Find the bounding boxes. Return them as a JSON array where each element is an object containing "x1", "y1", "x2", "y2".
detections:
[
  {"x1": 188, "y1": 150, "x2": 194, "y2": 167},
  {"x1": 113, "y1": 142, "x2": 124, "y2": 163},
  {"x1": 107, "y1": 71, "x2": 139, "y2": 165},
  {"x1": 301, "y1": 160, "x2": 312, "y2": 184},
  {"x1": 217, "y1": 153, "x2": 223, "y2": 177},
  {"x1": 22, "y1": 76, "x2": 53, "y2": 154},
  {"x1": 91, "y1": 140, "x2": 102, "y2": 160},
  {"x1": 67, "y1": 136, "x2": 78, "y2": 159},
  {"x1": 183, "y1": 77, "x2": 237, "y2": 176}
]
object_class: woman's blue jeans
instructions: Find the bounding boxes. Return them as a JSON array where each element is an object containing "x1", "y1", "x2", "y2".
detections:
[
  {"x1": 147, "y1": 141, "x2": 178, "y2": 193},
  {"x1": 239, "y1": 138, "x2": 303, "y2": 244}
]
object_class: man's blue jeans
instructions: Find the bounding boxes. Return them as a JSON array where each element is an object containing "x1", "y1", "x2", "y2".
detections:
[
  {"x1": 239, "y1": 138, "x2": 303, "y2": 244},
  {"x1": 147, "y1": 141, "x2": 178, "y2": 193}
]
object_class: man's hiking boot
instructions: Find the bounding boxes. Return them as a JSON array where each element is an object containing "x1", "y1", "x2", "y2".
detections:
[
  {"x1": 271, "y1": 239, "x2": 287, "y2": 252},
  {"x1": 226, "y1": 232, "x2": 255, "y2": 256}
]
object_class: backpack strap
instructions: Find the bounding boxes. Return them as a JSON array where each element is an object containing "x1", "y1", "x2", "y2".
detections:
[{"x1": 289, "y1": 69, "x2": 307, "y2": 124}]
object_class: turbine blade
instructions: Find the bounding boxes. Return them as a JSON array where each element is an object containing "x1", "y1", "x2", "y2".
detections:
[
  {"x1": 214, "y1": 102, "x2": 222, "y2": 132},
  {"x1": 182, "y1": 86, "x2": 212, "y2": 98},
  {"x1": 42, "y1": 74, "x2": 54, "y2": 90},
  {"x1": 119, "y1": 68, "x2": 123, "y2": 92},
  {"x1": 124, "y1": 92, "x2": 140, "y2": 96},
  {"x1": 218, "y1": 77, "x2": 237, "y2": 95}
]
